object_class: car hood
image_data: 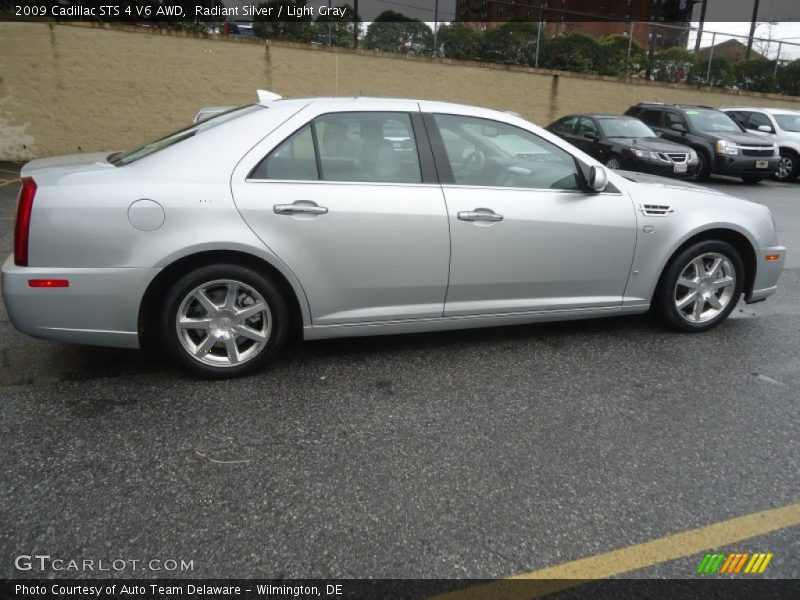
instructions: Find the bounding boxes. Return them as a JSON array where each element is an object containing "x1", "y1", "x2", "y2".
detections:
[
  {"x1": 617, "y1": 170, "x2": 728, "y2": 196},
  {"x1": 20, "y1": 152, "x2": 118, "y2": 179},
  {"x1": 706, "y1": 131, "x2": 774, "y2": 146},
  {"x1": 609, "y1": 137, "x2": 691, "y2": 153}
]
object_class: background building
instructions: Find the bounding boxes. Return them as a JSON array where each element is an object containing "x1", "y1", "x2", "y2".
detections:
[{"x1": 455, "y1": 0, "x2": 693, "y2": 50}]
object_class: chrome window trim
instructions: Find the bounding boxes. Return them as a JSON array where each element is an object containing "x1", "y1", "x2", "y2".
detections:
[
  {"x1": 244, "y1": 178, "x2": 441, "y2": 189},
  {"x1": 441, "y1": 183, "x2": 623, "y2": 196}
]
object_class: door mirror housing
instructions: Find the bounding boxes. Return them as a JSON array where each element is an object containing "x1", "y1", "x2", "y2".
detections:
[
  {"x1": 670, "y1": 123, "x2": 687, "y2": 133},
  {"x1": 584, "y1": 132, "x2": 599, "y2": 141},
  {"x1": 588, "y1": 166, "x2": 609, "y2": 192},
  {"x1": 757, "y1": 124, "x2": 774, "y2": 133}
]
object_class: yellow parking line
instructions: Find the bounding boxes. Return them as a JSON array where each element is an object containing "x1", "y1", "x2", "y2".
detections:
[
  {"x1": 0, "y1": 178, "x2": 19, "y2": 187},
  {"x1": 433, "y1": 502, "x2": 800, "y2": 600}
]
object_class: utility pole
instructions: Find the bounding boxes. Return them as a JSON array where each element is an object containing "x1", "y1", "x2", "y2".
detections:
[
  {"x1": 746, "y1": 0, "x2": 760, "y2": 60},
  {"x1": 645, "y1": 0, "x2": 663, "y2": 81},
  {"x1": 432, "y1": 0, "x2": 439, "y2": 56},
  {"x1": 693, "y1": 0, "x2": 708, "y2": 54},
  {"x1": 353, "y1": 0, "x2": 359, "y2": 49}
]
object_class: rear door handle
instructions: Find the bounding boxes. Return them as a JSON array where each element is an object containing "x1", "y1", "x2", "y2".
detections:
[
  {"x1": 274, "y1": 202, "x2": 328, "y2": 216},
  {"x1": 457, "y1": 209, "x2": 503, "y2": 222}
]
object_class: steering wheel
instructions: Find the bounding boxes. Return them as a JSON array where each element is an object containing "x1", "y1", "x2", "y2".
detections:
[{"x1": 461, "y1": 149, "x2": 486, "y2": 175}]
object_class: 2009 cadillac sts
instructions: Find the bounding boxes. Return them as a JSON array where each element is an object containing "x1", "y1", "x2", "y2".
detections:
[{"x1": 2, "y1": 96, "x2": 785, "y2": 377}]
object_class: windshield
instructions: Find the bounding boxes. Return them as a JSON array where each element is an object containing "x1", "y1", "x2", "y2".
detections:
[
  {"x1": 110, "y1": 105, "x2": 262, "y2": 166},
  {"x1": 684, "y1": 109, "x2": 741, "y2": 133},
  {"x1": 774, "y1": 113, "x2": 800, "y2": 132},
  {"x1": 598, "y1": 118, "x2": 656, "y2": 138}
]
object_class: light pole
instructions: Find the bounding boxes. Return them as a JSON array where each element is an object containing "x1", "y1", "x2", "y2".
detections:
[{"x1": 746, "y1": 0, "x2": 761, "y2": 60}]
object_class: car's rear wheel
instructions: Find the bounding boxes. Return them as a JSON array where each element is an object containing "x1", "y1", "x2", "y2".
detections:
[
  {"x1": 605, "y1": 154, "x2": 623, "y2": 170},
  {"x1": 653, "y1": 240, "x2": 744, "y2": 333},
  {"x1": 162, "y1": 264, "x2": 289, "y2": 378},
  {"x1": 773, "y1": 151, "x2": 799, "y2": 182}
]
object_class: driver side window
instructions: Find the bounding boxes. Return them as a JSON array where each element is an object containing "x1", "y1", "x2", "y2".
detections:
[{"x1": 432, "y1": 114, "x2": 580, "y2": 190}]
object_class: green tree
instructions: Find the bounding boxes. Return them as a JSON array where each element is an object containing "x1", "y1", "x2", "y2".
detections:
[
  {"x1": 598, "y1": 34, "x2": 647, "y2": 77},
  {"x1": 362, "y1": 11, "x2": 433, "y2": 54},
  {"x1": 478, "y1": 21, "x2": 542, "y2": 66},
  {"x1": 436, "y1": 22, "x2": 481, "y2": 60},
  {"x1": 734, "y1": 59, "x2": 779, "y2": 93},
  {"x1": 688, "y1": 56, "x2": 734, "y2": 88},
  {"x1": 777, "y1": 59, "x2": 800, "y2": 96},
  {"x1": 651, "y1": 47, "x2": 697, "y2": 82},
  {"x1": 253, "y1": 1, "x2": 314, "y2": 43},
  {"x1": 543, "y1": 33, "x2": 601, "y2": 73},
  {"x1": 312, "y1": 4, "x2": 359, "y2": 47}
]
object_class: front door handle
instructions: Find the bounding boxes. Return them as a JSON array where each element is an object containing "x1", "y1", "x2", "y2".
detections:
[
  {"x1": 457, "y1": 209, "x2": 503, "y2": 223},
  {"x1": 274, "y1": 202, "x2": 328, "y2": 216}
]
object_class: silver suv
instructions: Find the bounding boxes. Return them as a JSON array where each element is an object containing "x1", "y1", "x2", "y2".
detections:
[{"x1": 721, "y1": 107, "x2": 800, "y2": 182}]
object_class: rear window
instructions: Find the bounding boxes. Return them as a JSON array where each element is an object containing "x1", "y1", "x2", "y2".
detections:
[{"x1": 110, "y1": 105, "x2": 263, "y2": 166}]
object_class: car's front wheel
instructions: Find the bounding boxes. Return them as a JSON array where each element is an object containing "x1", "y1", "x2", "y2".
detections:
[
  {"x1": 605, "y1": 154, "x2": 623, "y2": 170},
  {"x1": 653, "y1": 240, "x2": 744, "y2": 333},
  {"x1": 773, "y1": 151, "x2": 800, "y2": 182},
  {"x1": 162, "y1": 264, "x2": 289, "y2": 378}
]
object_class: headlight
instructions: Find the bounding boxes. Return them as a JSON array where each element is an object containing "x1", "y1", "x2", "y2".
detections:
[
  {"x1": 633, "y1": 149, "x2": 668, "y2": 162},
  {"x1": 715, "y1": 140, "x2": 739, "y2": 155},
  {"x1": 688, "y1": 150, "x2": 699, "y2": 163},
  {"x1": 773, "y1": 144, "x2": 780, "y2": 157}
]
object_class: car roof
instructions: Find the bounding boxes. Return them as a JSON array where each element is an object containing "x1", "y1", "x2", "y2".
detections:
[
  {"x1": 260, "y1": 96, "x2": 513, "y2": 117},
  {"x1": 633, "y1": 103, "x2": 715, "y2": 110},
  {"x1": 720, "y1": 106, "x2": 800, "y2": 115}
]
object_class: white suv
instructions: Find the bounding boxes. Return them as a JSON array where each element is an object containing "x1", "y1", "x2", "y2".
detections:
[{"x1": 721, "y1": 107, "x2": 800, "y2": 182}]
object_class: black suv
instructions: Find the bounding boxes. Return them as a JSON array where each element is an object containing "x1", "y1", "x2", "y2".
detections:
[{"x1": 624, "y1": 103, "x2": 779, "y2": 183}]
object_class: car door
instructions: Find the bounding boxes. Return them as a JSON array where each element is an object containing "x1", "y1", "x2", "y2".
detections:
[
  {"x1": 231, "y1": 104, "x2": 450, "y2": 326},
  {"x1": 573, "y1": 117, "x2": 603, "y2": 158},
  {"x1": 658, "y1": 110, "x2": 689, "y2": 144},
  {"x1": 424, "y1": 111, "x2": 637, "y2": 316}
]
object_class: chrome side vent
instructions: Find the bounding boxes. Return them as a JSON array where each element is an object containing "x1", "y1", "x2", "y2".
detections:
[{"x1": 640, "y1": 203, "x2": 674, "y2": 217}]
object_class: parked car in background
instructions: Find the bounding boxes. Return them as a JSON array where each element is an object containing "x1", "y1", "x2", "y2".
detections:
[
  {"x1": 625, "y1": 103, "x2": 779, "y2": 183},
  {"x1": 2, "y1": 96, "x2": 785, "y2": 378},
  {"x1": 547, "y1": 114, "x2": 699, "y2": 178},
  {"x1": 720, "y1": 107, "x2": 800, "y2": 182}
]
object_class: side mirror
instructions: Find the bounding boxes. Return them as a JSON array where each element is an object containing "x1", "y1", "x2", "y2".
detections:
[
  {"x1": 670, "y1": 123, "x2": 687, "y2": 133},
  {"x1": 757, "y1": 125, "x2": 774, "y2": 133},
  {"x1": 588, "y1": 166, "x2": 608, "y2": 192},
  {"x1": 584, "y1": 132, "x2": 598, "y2": 141}
]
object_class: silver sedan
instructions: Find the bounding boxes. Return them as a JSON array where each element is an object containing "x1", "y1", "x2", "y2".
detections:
[{"x1": 2, "y1": 97, "x2": 786, "y2": 378}]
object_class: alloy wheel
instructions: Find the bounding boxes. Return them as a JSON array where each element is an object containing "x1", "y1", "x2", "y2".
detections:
[
  {"x1": 673, "y1": 253, "x2": 737, "y2": 324},
  {"x1": 605, "y1": 156, "x2": 622, "y2": 170},
  {"x1": 775, "y1": 155, "x2": 795, "y2": 180},
  {"x1": 175, "y1": 279, "x2": 272, "y2": 367}
]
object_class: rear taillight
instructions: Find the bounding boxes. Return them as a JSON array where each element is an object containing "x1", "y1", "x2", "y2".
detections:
[{"x1": 14, "y1": 177, "x2": 36, "y2": 266}]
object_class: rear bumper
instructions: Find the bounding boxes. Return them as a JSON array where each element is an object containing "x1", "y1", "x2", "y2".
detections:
[
  {"x1": 1, "y1": 255, "x2": 157, "y2": 349},
  {"x1": 745, "y1": 245, "x2": 786, "y2": 304}
]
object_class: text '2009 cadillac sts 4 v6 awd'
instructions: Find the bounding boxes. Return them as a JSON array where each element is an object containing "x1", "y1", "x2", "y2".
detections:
[{"x1": 2, "y1": 96, "x2": 786, "y2": 378}]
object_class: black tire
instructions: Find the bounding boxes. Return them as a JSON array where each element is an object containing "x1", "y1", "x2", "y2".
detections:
[
  {"x1": 773, "y1": 150, "x2": 800, "y2": 182},
  {"x1": 741, "y1": 176, "x2": 764, "y2": 184},
  {"x1": 652, "y1": 240, "x2": 744, "y2": 333},
  {"x1": 689, "y1": 150, "x2": 711, "y2": 182},
  {"x1": 605, "y1": 154, "x2": 623, "y2": 170},
  {"x1": 162, "y1": 263, "x2": 289, "y2": 378}
]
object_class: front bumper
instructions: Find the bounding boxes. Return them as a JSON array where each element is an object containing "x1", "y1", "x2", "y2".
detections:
[
  {"x1": 626, "y1": 158, "x2": 698, "y2": 178},
  {"x1": 714, "y1": 154, "x2": 779, "y2": 177},
  {"x1": 1, "y1": 255, "x2": 157, "y2": 349},
  {"x1": 745, "y1": 245, "x2": 786, "y2": 303}
]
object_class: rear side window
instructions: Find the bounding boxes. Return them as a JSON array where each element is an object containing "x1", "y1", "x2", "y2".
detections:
[
  {"x1": 252, "y1": 112, "x2": 423, "y2": 184},
  {"x1": 557, "y1": 116, "x2": 578, "y2": 134},
  {"x1": 251, "y1": 124, "x2": 318, "y2": 181},
  {"x1": 314, "y1": 112, "x2": 422, "y2": 183},
  {"x1": 638, "y1": 109, "x2": 662, "y2": 127}
]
